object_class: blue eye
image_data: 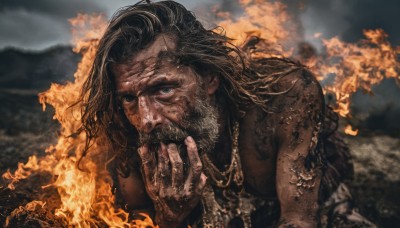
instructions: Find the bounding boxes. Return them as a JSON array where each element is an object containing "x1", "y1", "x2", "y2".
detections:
[{"x1": 159, "y1": 87, "x2": 173, "y2": 94}]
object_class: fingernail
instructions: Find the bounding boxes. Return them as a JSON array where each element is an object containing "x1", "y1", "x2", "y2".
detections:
[{"x1": 185, "y1": 136, "x2": 193, "y2": 143}]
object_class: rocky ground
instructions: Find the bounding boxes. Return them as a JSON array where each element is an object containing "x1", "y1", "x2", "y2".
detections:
[{"x1": 345, "y1": 135, "x2": 400, "y2": 227}]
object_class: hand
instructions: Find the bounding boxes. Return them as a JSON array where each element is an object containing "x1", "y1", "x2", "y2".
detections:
[{"x1": 138, "y1": 136, "x2": 207, "y2": 227}]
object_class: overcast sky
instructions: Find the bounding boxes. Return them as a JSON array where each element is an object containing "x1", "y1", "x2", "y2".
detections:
[{"x1": 0, "y1": 0, "x2": 399, "y2": 50}]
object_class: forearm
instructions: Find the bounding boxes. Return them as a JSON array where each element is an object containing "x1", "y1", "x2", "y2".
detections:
[{"x1": 277, "y1": 158, "x2": 321, "y2": 227}]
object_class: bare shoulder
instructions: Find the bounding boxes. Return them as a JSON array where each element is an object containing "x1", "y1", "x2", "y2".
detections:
[
  {"x1": 271, "y1": 65, "x2": 324, "y2": 111},
  {"x1": 257, "y1": 61, "x2": 325, "y2": 151}
]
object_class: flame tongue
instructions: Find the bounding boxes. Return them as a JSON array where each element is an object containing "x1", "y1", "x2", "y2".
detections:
[{"x1": 307, "y1": 29, "x2": 400, "y2": 120}]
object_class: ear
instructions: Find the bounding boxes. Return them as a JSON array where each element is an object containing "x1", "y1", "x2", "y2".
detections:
[{"x1": 205, "y1": 75, "x2": 220, "y2": 95}]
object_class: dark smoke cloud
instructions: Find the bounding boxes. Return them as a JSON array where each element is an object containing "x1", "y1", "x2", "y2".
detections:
[
  {"x1": 0, "y1": 0, "x2": 104, "y2": 19},
  {"x1": 301, "y1": 0, "x2": 400, "y2": 43},
  {"x1": 1, "y1": 0, "x2": 399, "y2": 50},
  {"x1": 0, "y1": 0, "x2": 105, "y2": 50},
  {"x1": 0, "y1": 0, "x2": 206, "y2": 50}
]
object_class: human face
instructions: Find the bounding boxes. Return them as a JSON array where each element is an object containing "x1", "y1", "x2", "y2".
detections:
[{"x1": 113, "y1": 35, "x2": 219, "y2": 152}]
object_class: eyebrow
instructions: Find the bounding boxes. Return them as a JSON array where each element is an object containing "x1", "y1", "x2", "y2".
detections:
[
  {"x1": 116, "y1": 75, "x2": 179, "y2": 97},
  {"x1": 146, "y1": 75, "x2": 180, "y2": 89}
]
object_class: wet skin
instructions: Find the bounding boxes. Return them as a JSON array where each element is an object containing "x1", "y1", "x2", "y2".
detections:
[{"x1": 114, "y1": 35, "x2": 323, "y2": 228}]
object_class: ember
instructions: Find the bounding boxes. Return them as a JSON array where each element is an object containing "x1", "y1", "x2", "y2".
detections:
[{"x1": 1, "y1": 0, "x2": 398, "y2": 227}]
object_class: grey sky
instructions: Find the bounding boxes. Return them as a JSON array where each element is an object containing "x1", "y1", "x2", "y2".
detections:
[
  {"x1": 0, "y1": 0, "x2": 213, "y2": 50},
  {"x1": 0, "y1": 0, "x2": 399, "y2": 50}
]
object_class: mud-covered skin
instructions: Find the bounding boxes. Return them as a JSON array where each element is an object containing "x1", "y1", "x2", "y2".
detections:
[
  {"x1": 238, "y1": 68, "x2": 324, "y2": 227},
  {"x1": 113, "y1": 34, "x2": 327, "y2": 227},
  {"x1": 113, "y1": 35, "x2": 218, "y2": 227}
]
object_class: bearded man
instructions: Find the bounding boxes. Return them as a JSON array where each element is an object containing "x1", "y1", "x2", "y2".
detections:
[{"x1": 79, "y1": 1, "x2": 375, "y2": 227}]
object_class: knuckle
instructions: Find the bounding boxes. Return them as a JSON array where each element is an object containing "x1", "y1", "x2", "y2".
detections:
[
  {"x1": 167, "y1": 143, "x2": 177, "y2": 151},
  {"x1": 142, "y1": 159, "x2": 151, "y2": 165},
  {"x1": 194, "y1": 162, "x2": 202, "y2": 171},
  {"x1": 188, "y1": 143, "x2": 196, "y2": 150},
  {"x1": 183, "y1": 191, "x2": 191, "y2": 200},
  {"x1": 172, "y1": 161, "x2": 183, "y2": 170},
  {"x1": 192, "y1": 166, "x2": 202, "y2": 175}
]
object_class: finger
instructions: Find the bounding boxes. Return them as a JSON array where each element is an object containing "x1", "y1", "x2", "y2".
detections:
[
  {"x1": 158, "y1": 143, "x2": 170, "y2": 188},
  {"x1": 138, "y1": 145, "x2": 157, "y2": 186},
  {"x1": 194, "y1": 172, "x2": 208, "y2": 195},
  {"x1": 185, "y1": 136, "x2": 202, "y2": 189},
  {"x1": 167, "y1": 143, "x2": 184, "y2": 190}
]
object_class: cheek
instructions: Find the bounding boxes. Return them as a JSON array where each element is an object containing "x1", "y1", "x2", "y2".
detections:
[
  {"x1": 123, "y1": 109, "x2": 140, "y2": 126},
  {"x1": 162, "y1": 95, "x2": 191, "y2": 120}
]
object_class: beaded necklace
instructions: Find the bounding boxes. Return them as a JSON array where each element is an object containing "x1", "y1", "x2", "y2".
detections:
[{"x1": 200, "y1": 122, "x2": 265, "y2": 228}]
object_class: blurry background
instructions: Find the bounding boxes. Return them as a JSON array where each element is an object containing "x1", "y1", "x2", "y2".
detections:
[{"x1": 0, "y1": 0, "x2": 399, "y2": 227}]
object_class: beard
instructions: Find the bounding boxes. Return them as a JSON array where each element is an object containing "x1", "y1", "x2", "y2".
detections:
[{"x1": 138, "y1": 89, "x2": 219, "y2": 155}]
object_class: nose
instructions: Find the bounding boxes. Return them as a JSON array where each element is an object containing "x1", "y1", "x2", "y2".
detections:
[{"x1": 136, "y1": 96, "x2": 163, "y2": 133}]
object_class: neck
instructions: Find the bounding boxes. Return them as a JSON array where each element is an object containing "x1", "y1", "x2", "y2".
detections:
[{"x1": 208, "y1": 105, "x2": 234, "y2": 170}]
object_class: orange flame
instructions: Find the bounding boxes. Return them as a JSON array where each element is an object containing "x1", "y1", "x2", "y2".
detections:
[
  {"x1": 217, "y1": 0, "x2": 299, "y2": 58},
  {"x1": 216, "y1": 0, "x2": 399, "y2": 135},
  {"x1": 3, "y1": 13, "x2": 156, "y2": 227},
  {"x1": 344, "y1": 124, "x2": 359, "y2": 136},
  {"x1": 308, "y1": 29, "x2": 400, "y2": 118}
]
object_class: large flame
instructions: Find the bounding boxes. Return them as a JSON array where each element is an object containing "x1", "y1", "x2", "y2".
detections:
[
  {"x1": 3, "y1": 13, "x2": 155, "y2": 227},
  {"x1": 2, "y1": 0, "x2": 399, "y2": 226},
  {"x1": 307, "y1": 29, "x2": 400, "y2": 118},
  {"x1": 216, "y1": 0, "x2": 399, "y2": 134}
]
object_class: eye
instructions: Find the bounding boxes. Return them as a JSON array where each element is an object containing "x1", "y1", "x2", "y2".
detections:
[
  {"x1": 121, "y1": 95, "x2": 136, "y2": 103},
  {"x1": 159, "y1": 87, "x2": 173, "y2": 94}
]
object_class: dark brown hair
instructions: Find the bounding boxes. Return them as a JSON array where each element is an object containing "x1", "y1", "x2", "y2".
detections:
[{"x1": 79, "y1": 0, "x2": 300, "y2": 175}]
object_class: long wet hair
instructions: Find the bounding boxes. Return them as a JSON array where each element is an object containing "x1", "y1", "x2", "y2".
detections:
[{"x1": 79, "y1": 0, "x2": 301, "y2": 176}]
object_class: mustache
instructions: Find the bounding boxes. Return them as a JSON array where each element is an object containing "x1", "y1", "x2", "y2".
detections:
[{"x1": 138, "y1": 123, "x2": 189, "y2": 147}]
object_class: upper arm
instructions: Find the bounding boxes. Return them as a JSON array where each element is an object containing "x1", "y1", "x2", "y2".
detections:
[
  {"x1": 117, "y1": 170, "x2": 152, "y2": 209},
  {"x1": 273, "y1": 68, "x2": 324, "y2": 223}
]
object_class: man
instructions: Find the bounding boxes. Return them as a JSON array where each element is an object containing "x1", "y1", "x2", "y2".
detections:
[{"x1": 79, "y1": 1, "x2": 374, "y2": 227}]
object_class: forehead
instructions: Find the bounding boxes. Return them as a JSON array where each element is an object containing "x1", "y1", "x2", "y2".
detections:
[
  {"x1": 112, "y1": 34, "x2": 177, "y2": 80},
  {"x1": 130, "y1": 34, "x2": 177, "y2": 64}
]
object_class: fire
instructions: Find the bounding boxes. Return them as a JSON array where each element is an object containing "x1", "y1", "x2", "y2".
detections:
[
  {"x1": 217, "y1": 0, "x2": 299, "y2": 58},
  {"x1": 3, "y1": 13, "x2": 156, "y2": 227},
  {"x1": 344, "y1": 124, "x2": 359, "y2": 136},
  {"x1": 216, "y1": 0, "x2": 399, "y2": 135},
  {"x1": 307, "y1": 29, "x2": 400, "y2": 119},
  {"x1": 2, "y1": 0, "x2": 399, "y2": 226}
]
